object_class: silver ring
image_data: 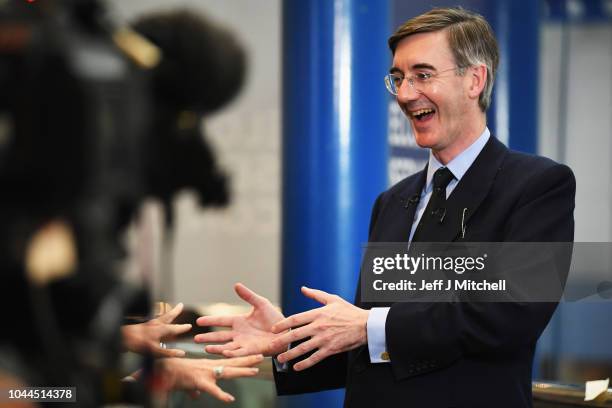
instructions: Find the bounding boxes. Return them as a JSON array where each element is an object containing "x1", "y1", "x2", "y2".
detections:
[
  {"x1": 159, "y1": 342, "x2": 167, "y2": 349},
  {"x1": 213, "y1": 365, "x2": 224, "y2": 379}
]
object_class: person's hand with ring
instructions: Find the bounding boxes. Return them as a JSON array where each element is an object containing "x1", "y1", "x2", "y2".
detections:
[{"x1": 147, "y1": 354, "x2": 264, "y2": 403}]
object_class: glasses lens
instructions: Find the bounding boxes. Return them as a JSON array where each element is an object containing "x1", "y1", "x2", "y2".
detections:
[{"x1": 384, "y1": 74, "x2": 398, "y2": 95}]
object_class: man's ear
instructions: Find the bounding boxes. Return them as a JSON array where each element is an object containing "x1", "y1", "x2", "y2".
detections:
[{"x1": 467, "y1": 65, "x2": 487, "y2": 101}]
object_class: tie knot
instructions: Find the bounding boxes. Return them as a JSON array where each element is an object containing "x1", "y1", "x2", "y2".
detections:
[{"x1": 433, "y1": 167, "x2": 454, "y2": 190}]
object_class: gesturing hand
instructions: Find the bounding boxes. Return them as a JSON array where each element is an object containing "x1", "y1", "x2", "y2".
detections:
[
  {"x1": 122, "y1": 302, "x2": 192, "y2": 357},
  {"x1": 270, "y1": 286, "x2": 369, "y2": 371},
  {"x1": 195, "y1": 283, "x2": 287, "y2": 357},
  {"x1": 153, "y1": 354, "x2": 263, "y2": 403}
]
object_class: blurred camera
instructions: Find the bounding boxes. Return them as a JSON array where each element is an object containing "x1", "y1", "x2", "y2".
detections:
[{"x1": 0, "y1": 0, "x2": 245, "y2": 404}]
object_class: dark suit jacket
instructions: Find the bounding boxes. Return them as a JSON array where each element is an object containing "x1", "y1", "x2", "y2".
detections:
[{"x1": 274, "y1": 136, "x2": 576, "y2": 408}]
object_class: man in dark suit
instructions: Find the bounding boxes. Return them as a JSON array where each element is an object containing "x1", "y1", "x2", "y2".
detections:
[{"x1": 195, "y1": 7, "x2": 575, "y2": 407}]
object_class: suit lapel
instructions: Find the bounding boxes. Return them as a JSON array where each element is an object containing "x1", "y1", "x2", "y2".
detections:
[
  {"x1": 426, "y1": 136, "x2": 508, "y2": 242},
  {"x1": 381, "y1": 166, "x2": 427, "y2": 242},
  {"x1": 358, "y1": 168, "x2": 426, "y2": 308}
]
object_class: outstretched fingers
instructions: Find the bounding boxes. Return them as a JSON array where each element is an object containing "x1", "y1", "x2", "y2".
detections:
[
  {"x1": 271, "y1": 310, "x2": 316, "y2": 333},
  {"x1": 301, "y1": 286, "x2": 336, "y2": 305},
  {"x1": 292, "y1": 349, "x2": 326, "y2": 371},
  {"x1": 194, "y1": 330, "x2": 234, "y2": 344},
  {"x1": 158, "y1": 302, "x2": 184, "y2": 324},
  {"x1": 205, "y1": 341, "x2": 240, "y2": 355},
  {"x1": 271, "y1": 325, "x2": 313, "y2": 352},
  {"x1": 197, "y1": 379, "x2": 235, "y2": 403},
  {"x1": 219, "y1": 366, "x2": 259, "y2": 379},
  {"x1": 153, "y1": 345, "x2": 186, "y2": 358},
  {"x1": 196, "y1": 315, "x2": 236, "y2": 329},
  {"x1": 276, "y1": 337, "x2": 320, "y2": 363},
  {"x1": 222, "y1": 354, "x2": 264, "y2": 367},
  {"x1": 162, "y1": 323, "x2": 192, "y2": 339},
  {"x1": 234, "y1": 282, "x2": 268, "y2": 308},
  {"x1": 221, "y1": 347, "x2": 254, "y2": 358}
]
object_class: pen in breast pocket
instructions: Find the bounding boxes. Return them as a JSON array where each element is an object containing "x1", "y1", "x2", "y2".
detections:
[{"x1": 461, "y1": 208, "x2": 468, "y2": 238}]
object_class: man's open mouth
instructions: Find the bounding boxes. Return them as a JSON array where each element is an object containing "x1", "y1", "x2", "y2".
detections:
[{"x1": 411, "y1": 108, "x2": 435, "y2": 122}]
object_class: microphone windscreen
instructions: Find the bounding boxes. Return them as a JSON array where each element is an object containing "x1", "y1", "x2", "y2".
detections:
[{"x1": 131, "y1": 10, "x2": 247, "y2": 113}]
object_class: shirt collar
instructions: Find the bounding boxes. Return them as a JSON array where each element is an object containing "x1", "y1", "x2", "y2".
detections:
[{"x1": 425, "y1": 127, "x2": 491, "y2": 189}]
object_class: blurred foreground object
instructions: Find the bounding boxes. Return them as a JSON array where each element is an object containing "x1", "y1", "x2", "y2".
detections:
[
  {"x1": 132, "y1": 9, "x2": 247, "y2": 208},
  {"x1": 0, "y1": 0, "x2": 245, "y2": 405}
]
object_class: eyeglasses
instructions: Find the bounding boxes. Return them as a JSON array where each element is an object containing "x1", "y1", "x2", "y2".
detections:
[{"x1": 384, "y1": 67, "x2": 458, "y2": 96}]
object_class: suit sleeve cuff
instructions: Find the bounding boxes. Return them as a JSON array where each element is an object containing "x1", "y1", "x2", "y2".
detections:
[{"x1": 367, "y1": 307, "x2": 391, "y2": 363}]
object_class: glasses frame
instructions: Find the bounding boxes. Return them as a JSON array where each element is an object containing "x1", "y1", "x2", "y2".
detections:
[{"x1": 384, "y1": 67, "x2": 459, "y2": 96}]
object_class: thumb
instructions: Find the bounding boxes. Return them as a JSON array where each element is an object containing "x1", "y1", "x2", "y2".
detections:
[
  {"x1": 235, "y1": 282, "x2": 267, "y2": 308},
  {"x1": 158, "y1": 302, "x2": 184, "y2": 324}
]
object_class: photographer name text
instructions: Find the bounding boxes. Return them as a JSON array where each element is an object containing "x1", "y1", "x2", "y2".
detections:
[{"x1": 373, "y1": 279, "x2": 506, "y2": 292}]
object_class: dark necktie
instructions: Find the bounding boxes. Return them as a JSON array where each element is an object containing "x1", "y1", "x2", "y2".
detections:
[{"x1": 411, "y1": 167, "x2": 455, "y2": 242}]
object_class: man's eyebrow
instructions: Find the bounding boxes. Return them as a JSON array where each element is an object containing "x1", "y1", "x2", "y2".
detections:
[
  {"x1": 411, "y1": 63, "x2": 436, "y2": 71},
  {"x1": 389, "y1": 63, "x2": 437, "y2": 74}
]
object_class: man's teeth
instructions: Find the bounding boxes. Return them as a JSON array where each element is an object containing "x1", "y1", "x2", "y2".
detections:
[{"x1": 411, "y1": 108, "x2": 435, "y2": 117}]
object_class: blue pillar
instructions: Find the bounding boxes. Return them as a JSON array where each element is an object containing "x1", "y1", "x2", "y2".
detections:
[
  {"x1": 281, "y1": 1, "x2": 389, "y2": 407},
  {"x1": 490, "y1": 0, "x2": 539, "y2": 152}
]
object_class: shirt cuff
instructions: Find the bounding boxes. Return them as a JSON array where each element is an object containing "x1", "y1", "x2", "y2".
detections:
[
  {"x1": 273, "y1": 340, "x2": 291, "y2": 372},
  {"x1": 272, "y1": 356, "x2": 288, "y2": 372},
  {"x1": 367, "y1": 307, "x2": 391, "y2": 363}
]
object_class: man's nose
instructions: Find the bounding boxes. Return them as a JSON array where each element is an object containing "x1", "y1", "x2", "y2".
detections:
[{"x1": 396, "y1": 78, "x2": 420, "y2": 103}]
